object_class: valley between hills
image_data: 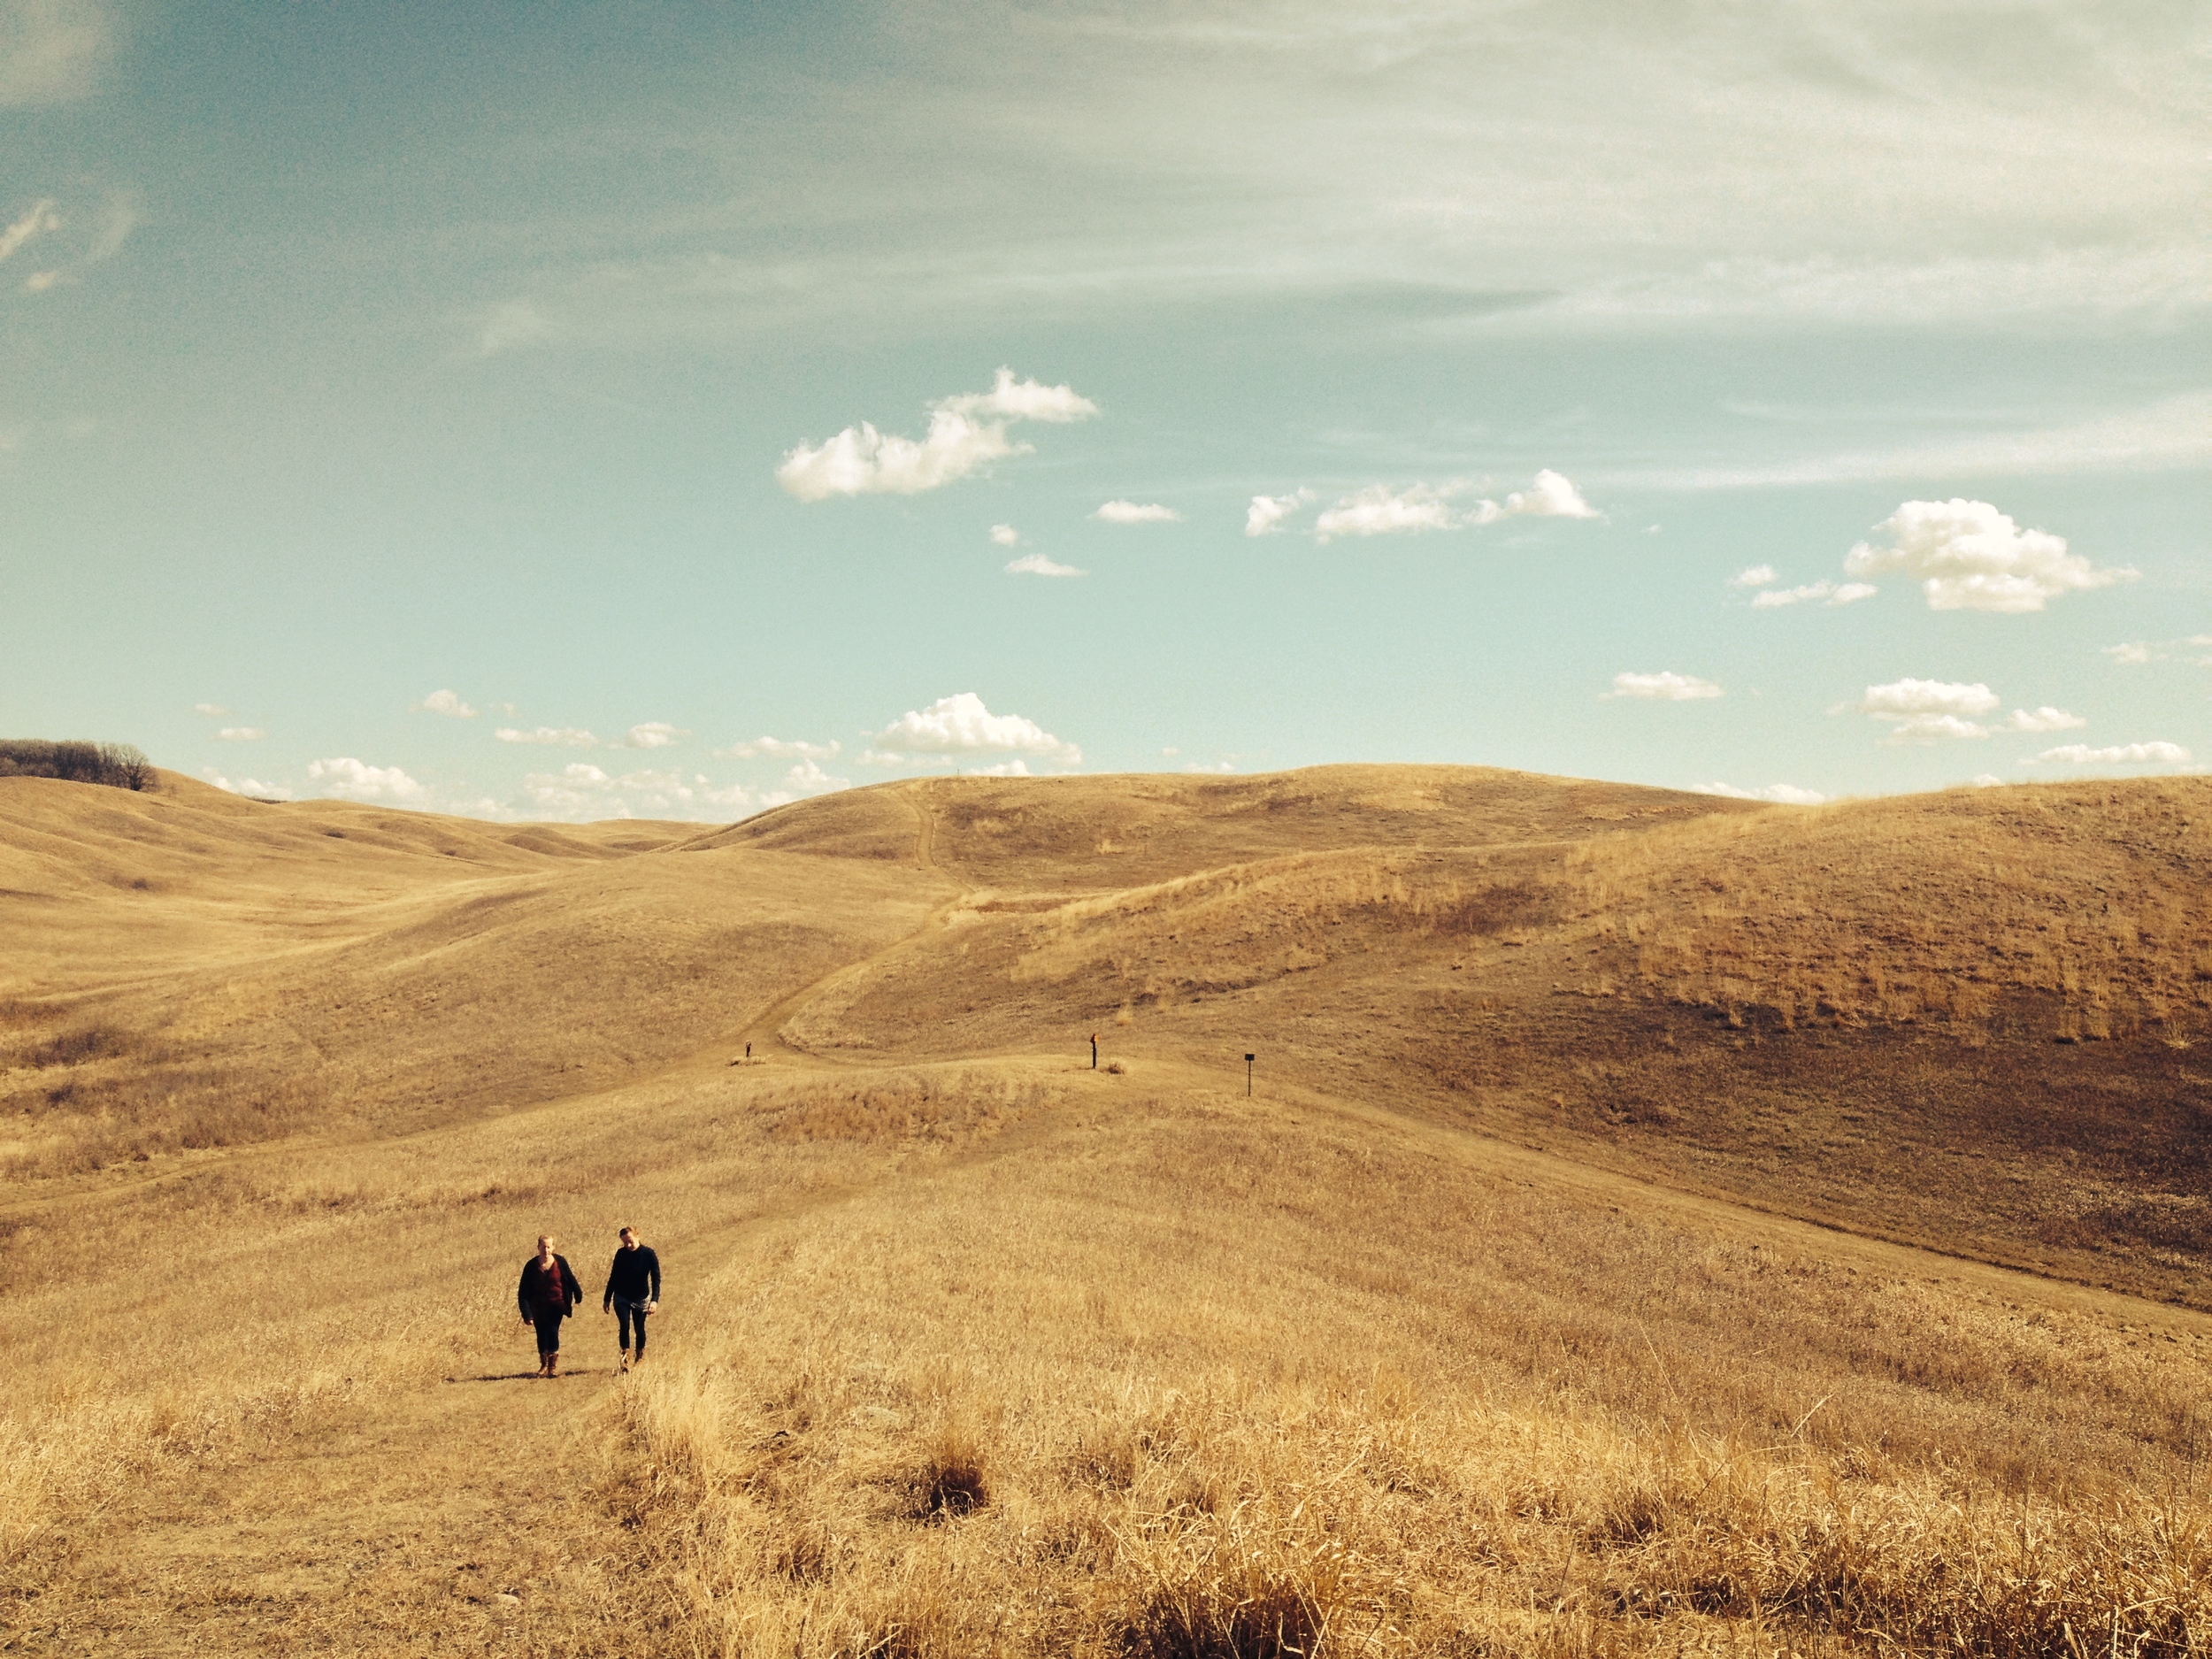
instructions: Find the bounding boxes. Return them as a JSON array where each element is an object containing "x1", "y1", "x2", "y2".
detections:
[{"x1": 4, "y1": 764, "x2": 2208, "y2": 1655}]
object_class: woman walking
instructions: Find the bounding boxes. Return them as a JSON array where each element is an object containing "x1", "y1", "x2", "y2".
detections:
[{"x1": 518, "y1": 1234, "x2": 583, "y2": 1377}]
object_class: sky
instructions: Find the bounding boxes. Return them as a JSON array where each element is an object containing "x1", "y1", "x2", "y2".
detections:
[{"x1": 2, "y1": 0, "x2": 2206, "y2": 821}]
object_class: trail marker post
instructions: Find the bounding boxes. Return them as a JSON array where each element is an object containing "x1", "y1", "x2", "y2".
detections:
[
  {"x1": 1090, "y1": 1033, "x2": 1099, "y2": 1071},
  {"x1": 1245, "y1": 1053, "x2": 1255, "y2": 1096}
]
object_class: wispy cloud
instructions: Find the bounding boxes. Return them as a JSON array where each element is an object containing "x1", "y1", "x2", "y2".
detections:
[
  {"x1": 1624, "y1": 393, "x2": 2212, "y2": 490},
  {"x1": 416, "y1": 688, "x2": 479, "y2": 718},
  {"x1": 1750, "y1": 579, "x2": 1877, "y2": 610},
  {"x1": 202, "y1": 768, "x2": 291, "y2": 801},
  {"x1": 1094, "y1": 500, "x2": 1182, "y2": 524},
  {"x1": 1005, "y1": 552, "x2": 1084, "y2": 578},
  {"x1": 622, "y1": 722, "x2": 685, "y2": 749},
  {"x1": 776, "y1": 369, "x2": 1098, "y2": 501},
  {"x1": 715, "y1": 736, "x2": 841, "y2": 761},
  {"x1": 1606, "y1": 671, "x2": 1721, "y2": 701},
  {"x1": 2024, "y1": 741, "x2": 2189, "y2": 768},
  {"x1": 0, "y1": 198, "x2": 56, "y2": 262},
  {"x1": 214, "y1": 726, "x2": 265, "y2": 741},
  {"x1": 1726, "y1": 565, "x2": 1777, "y2": 588},
  {"x1": 1844, "y1": 500, "x2": 2133, "y2": 614},
  {"x1": 191, "y1": 701, "x2": 229, "y2": 716},
  {"x1": 0, "y1": 0, "x2": 119, "y2": 107},
  {"x1": 479, "y1": 297, "x2": 550, "y2": 355},
  {"x1": 495, "y1": 726, "x2": 599, "y2": 747},
  {"x1": 518, "y1": 762, "x2": 782, "y2": 822},
  {"x1": 989, "y1": 523, "x2": 1021, "y2": 547}
]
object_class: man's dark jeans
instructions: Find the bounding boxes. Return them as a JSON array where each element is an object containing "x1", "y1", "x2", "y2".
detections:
[{"x1": 613, "y1": 1297, "x2": 650, "y2": 1356}]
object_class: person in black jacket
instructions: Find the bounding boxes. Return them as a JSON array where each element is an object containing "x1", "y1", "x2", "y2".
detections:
[
  {"x1": 518, "y1": 1234, "x2": 583, "y2": 1377},
  {"x1": 603, "y1": 1226, "x2": 662, "y2": 1372}
]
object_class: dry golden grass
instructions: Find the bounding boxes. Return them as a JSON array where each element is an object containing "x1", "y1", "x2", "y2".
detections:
[{"x1": 4, "y1": 764, "x2": 2210, "y2": 1655}]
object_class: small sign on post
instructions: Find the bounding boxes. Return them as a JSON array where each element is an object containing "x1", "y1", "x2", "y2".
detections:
[{"x1": 1245, "y1": 1053, "x2": 1255, "y2": 1096}]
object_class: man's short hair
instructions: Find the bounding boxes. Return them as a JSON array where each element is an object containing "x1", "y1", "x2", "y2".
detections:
[{"x1": 618, "y1": 1225, "x2": 636, "y2": 1238}]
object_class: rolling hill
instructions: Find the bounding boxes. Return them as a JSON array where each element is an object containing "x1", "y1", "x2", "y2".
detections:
[{"x1": 4, "y1": 764, "x2": 2208, "y2": 1655}]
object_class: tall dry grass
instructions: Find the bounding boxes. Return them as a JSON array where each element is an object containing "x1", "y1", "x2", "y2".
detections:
[{"x1": 608, "y1": 1077, "x2": 2212, "y2": 1656}]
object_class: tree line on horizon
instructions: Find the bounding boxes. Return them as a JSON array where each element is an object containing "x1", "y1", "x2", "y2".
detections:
[{"x1": 0, "y1": 740, "x2": 154, "y2": 792}]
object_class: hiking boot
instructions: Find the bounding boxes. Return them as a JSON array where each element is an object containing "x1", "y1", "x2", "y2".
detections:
[{"x1": 618, "y1": 1351, "x2": 631, "y2": 1373}]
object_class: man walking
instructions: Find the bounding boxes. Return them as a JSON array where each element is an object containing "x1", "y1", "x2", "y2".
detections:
[{"x1": 603, "y1": 1226, "x2": 661, "y2": 1372}]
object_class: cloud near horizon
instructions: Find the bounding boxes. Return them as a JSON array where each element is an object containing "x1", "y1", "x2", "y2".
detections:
[
  {"x1": 1606, "y1": 671, "x2": 1722, "y2": 701},
  {"x1": 307, "y1": 757, "x2": 426, "y2": 803},
  {"x1": 1855, "y1": 677, "x2": 2001, "y2": 743},
  {"x1": 1094, "y1": 500, "x2": 1182, "y2": 524},
  {"x1": 2024, "y1": 741, "x2": 2189, "y2": 767},
  {"x1": 871, "y1": 692, "x2": 1079, "y2": 764},
  {"x1": 1694, "y1": 780, "x2": 1825, "y2": 804},
  {"x1": 776, "y1": 369, "x2": 1098, "y2": 501},
  {"x1": 1844, "y1": 500, "x2": 2136, "y2": 613}
]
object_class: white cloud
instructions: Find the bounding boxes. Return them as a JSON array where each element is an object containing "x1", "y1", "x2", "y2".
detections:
[
  {"x1": 416, "y1": 688, "x2": 479, "y2": 718},
  {"x1": 2024, "y1": 741, "x2": 2190, "y2": 767},
  {"x1": 2004, "y1": 706, "x2": 2086, "y2": 733},
  {"x1": 856, "y1": 749, "x2": 912, "y2": 767},
  {"x1": 192, "y1": 702, "x2": 229, "y2": 716},
  {"x1": 21, "y1": 268, "x2": 59, "y2": 293},
  {"x1": 1094, "y1": 500, "x2": 1183, "y2": 524},
  {"x1": 1316, "y1": 481, "x2": 1468, "y2": 541},
  {"x1": 307, "y1": 757, "x2": 426, "y2": 803},
  {"x1": 989, "y1": 523, "x2": 1022, "y2": 547},
  {"x1": 214, "y1": 726, "x2": 265, "y2": 741},
  {"x1": 1182, "y1": 760, "x2": 1238, "y2": 774},
  {"x1": 1844, "y1": 500, "x2": 2135, "y2": 614},
  {"x1": 1971, "y1": 774, "x2": 2005, "y2": 788},
  {"x1": 2105, "y1": 642, "x2": 2152, "y2": 665},
  {"x1": 968, "y1": 759, "x2": 1033, "y2": 777},
  {"x1": 1005, "y1": 551, "x2": 1085, "y2": 578},
  {"x1": 1245, "y1": 488, "x2": 1315, "y2": 536},
  {"x1": 1502, "y1": 468, "x2": 1599, "y2": 519},
  {"x1": 1750, "y1": 579, "x2": 1878, "y2": 609},
  {"x1": 202, "y1": 769, "x2": 292, "y2": 801},
  {"x1": 1727, "y1": 565, "x2": 1778, "y2": 588},
  {"x1": 495, "y1": 726, "x2": 599, "y2": 747},
  {"x1": 716, "y1": 736, "x2": 841, "y2": 761},
  {"x1": 622, "y1": 722, "x2": 685, "y2": 749},
  {"x1": 479, "y1": 298, "x2": 550, "y2": 356},
  {"x1": 515, "y1": 761, "x2": 807, "y2": 823},
  {"x1": 776, "y1": 369, "x2": 1097, "y2": 501},
  {"x1": 936, "y1": 368, "x2": 1099, "y2": 424},
  {"x1": 782, "y1": 757, "x2": 849, "y2": 792},
  {"x1": 1313, "y1": 472, "x2": 1599, "y2": 541},
  {"x1": 1606, "y1": 671, "x2": 1722, "y2": 701},
  {"x1": 2100, "y1": 635, "x2": 2212, "y2": 667},
  {"x1": 1694, "y1": 781, "x2": 1825, "y2": 805},
  {"x1": 0, "y1": 197, "x2": 56, "y2": 263},
  {"x1": 0, "y1": 1, "x2": 117, "y2": 107},
  {"x1": 873, "y1": 692, "x2": 1079, "y2": 762},
  {"x1": 1855, "y1": 677, "x2": 2001, "y2": 743}
]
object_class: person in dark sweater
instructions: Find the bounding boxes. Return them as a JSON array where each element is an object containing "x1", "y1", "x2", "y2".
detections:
[
  {"x1": 603, "y1": 1226, "x2": 662, "y2": 1372},
  {"x1": 517, "y1": 1234, "x2": 583, "y2": 1377}
]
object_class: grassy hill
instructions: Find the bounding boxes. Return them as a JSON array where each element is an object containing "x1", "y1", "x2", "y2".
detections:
[{"x1": 3, "y1": 764, "x2": 2208, "y2": 1655}]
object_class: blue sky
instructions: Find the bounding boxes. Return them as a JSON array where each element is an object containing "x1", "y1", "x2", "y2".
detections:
[{"x1": 3, "y1": 1, "x2": 2205, "y2": 819}]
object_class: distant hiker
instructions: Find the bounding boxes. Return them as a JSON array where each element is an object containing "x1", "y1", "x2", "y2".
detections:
[
  {"x1": 745, "y1": 1041, "x2": 752, "y2": 1059},
  {"x1": 1090, "y1": 1032, "x2": 1098, "y2": 1070},
  {"x1": 603, "y1": 1225, "x2": 662, "y2": 1372},
  {"x1": 518, "y1": 1234, "x2": 583, "y2": 1378}
]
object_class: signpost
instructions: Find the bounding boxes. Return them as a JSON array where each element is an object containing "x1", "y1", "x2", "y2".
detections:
[{"x1": 1245, "y1": 1053, "x2": 1255, "y2": 1097}]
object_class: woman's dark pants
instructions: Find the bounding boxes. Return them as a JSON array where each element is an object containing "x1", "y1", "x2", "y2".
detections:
[{"x1": 532, "y1": 1308, "x2": 565, "y2": 1356}]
